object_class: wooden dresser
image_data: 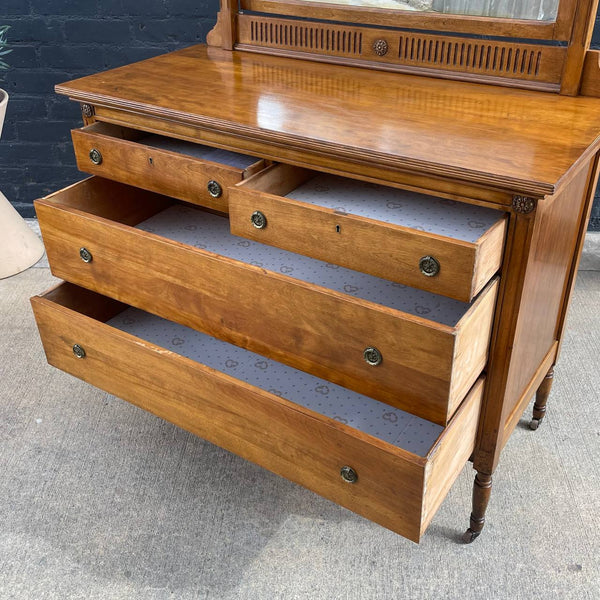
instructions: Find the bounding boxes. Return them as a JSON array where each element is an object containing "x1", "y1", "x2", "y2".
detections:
[{"x1": 31, "y1": 1, "x2": 600, "y2": 544}]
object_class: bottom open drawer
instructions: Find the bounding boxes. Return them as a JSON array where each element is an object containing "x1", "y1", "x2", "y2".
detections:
[{"x1": 31, "y1": 282, "x2": 483, "y2": 543}]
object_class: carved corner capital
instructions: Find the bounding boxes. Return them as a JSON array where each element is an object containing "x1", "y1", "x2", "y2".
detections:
[
  {"x1": 512, "y1": 196, "x2": 537, "y2": 214},
  {"x1": 81, "y1": 103, "x2": 95, "y2": 118}
]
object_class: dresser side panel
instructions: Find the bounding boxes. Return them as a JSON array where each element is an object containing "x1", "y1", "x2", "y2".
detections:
[{"x1": 502, "y1": 161, "x2": 594, "y2": 425}]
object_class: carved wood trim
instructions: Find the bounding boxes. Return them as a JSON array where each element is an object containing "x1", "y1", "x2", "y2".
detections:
[
  {"x1": 237, "y1": 15, "x2": 566, "y2": 90},
  {"x1": 512, "y1": 196, "x2": 537, "y2": 214}
]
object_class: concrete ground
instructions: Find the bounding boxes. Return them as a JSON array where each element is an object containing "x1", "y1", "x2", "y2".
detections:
[{"x1": 0, "y1": 229, "x2": 598, "y2": 600}]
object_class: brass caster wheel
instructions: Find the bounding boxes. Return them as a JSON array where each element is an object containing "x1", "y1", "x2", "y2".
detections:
[
  {"x1": 529, "y1": 418, "x2": 541, "y2": 431},
  {"x1": 462, "y1": 528, "x2": 481, "y2": 544}
]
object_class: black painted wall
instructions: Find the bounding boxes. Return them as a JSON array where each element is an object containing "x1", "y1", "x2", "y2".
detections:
[{"x1": 0, "y1": 1, "x2": 599, "y2": 229}]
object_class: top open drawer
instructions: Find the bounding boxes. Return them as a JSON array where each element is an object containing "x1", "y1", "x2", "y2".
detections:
[
  {"x1": 229, "y1": 164, "x2": 508, "y2": 302},
  {"x1": 71, "y1": 122, "x2": 266, "y2": 213}
]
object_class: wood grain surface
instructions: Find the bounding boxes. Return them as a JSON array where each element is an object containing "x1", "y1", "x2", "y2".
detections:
[
  {"x1": 35, "y1": 177, "x2": 496, "y2": 425},
  {"x1": 55, "y1": 45, "x2": 600, "y2": 197},
  {"x1": 230, "y1": 163, "x2": 506, "y2": 302},
  {"x1": 72, "y1": 122, "x2": 264, "y2": 213},
  {"x1": 31, "y1": 283, "x2": 484, "y2": 542}
]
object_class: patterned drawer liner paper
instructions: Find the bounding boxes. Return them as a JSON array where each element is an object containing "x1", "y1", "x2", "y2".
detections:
[
  {"x1": 136, "y1": 204, "x2": 473, "y2": 327},
  {"x1": 138, "y1": 135, "x2": 259, "y2": 170},
  {"x1": 108, "y1": 307, "x2": 444, "y2": 456},
  {"x1": 286, "y1": 173, "x2": 503, "y2": 243}
]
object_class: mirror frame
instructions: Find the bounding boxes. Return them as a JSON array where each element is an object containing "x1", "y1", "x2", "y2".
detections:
[{"x1": 208, "y1": 0, "x2": 599, "y2": 94}]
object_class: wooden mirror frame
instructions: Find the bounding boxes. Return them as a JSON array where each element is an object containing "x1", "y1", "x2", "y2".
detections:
[{"x1": 207, "y1": 0, "x2": 600, "y2": 94}]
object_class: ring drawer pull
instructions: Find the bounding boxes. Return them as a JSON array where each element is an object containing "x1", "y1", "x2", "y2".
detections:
[
  {"x1": 72, "y1": 344, "x2": 86, "y2": 359},
  {"x1": 340, "y1": 466, "x2": 358, "y2": 484},
  {"x1": 79, "y1": 247, "x2": 93, "y2": 263},
  {"x1": 419, "y1": 255, "x2": 440, "y2": 277},
  {"x1": 207, "y1": 180, "x2": 222, "y2": 198},
  {"x1": 89, "y1": 148, "x2": 103, "y2": 165},
  {"x1": 251, "y1": 210, "x2": 267, "y2": 230},
  {"x1": 363, "y1": 346, "x2": 382, "y2": 366}
]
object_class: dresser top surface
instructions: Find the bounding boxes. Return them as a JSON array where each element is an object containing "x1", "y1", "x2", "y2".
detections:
[{"x1": 56, "y1": 45, "x2": 600, "y2": 196}]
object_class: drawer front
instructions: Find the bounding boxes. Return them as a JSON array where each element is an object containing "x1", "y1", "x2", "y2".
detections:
[
  {"x1": 31, "y1": 283, "x2": 484, "y2": 542},
  {"x1": 72, "y1": 122, "x2": 265, "y2": 213},
  {"x1": 230, "y1": 164, "x2": 507, "y2": 302},
  {"x1": 35, "y1": 178, "x2": 498, "y2": 426}
]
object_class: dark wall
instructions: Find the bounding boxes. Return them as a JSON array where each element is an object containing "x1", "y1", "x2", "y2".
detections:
[
  {"x1": 0, "y1": 0, "x2": 219, "y2": 216},
  {"x1": 1, "y1": 2, "x2": 600, "y2": 229}
]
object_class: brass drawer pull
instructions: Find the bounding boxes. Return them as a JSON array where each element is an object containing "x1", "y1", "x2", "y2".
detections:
[
  {"x1": 419, "y1": 255, "x2": 440, "y2": 277},
  {"x1": 89, "y1": 148, "x2": 102, "y2": 165},
  {"x1": 79, "y1": 247, "x2": 93, "y2": 263},
  {"x1": 340, "y1": 466, "x2": 358, "y2": 484},
  {"x1": 207, "y1": 180, "x2": 222, "y2": 198},
  {"x1": 363, "y1": 346, "x2": 382, "y2": 366},
  {"x1": 251, "y1": 210, "x2": 267, "y2": 229},
  {"x1": 72, "y1": 344, "x2": 86, "y2": 359}
]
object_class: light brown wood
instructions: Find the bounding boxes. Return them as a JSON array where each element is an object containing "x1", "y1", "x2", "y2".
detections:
[
  {"x1": 422, "y1": 378, "x2": 483, "y2": 534},
  {"x1": 555, "y1": 153, "x2": 600, "y2": 356},
  {"x1": 72, "y1": 122, "x2": 265, "y2": 213},
  {"x1": 55, "y1": 46, "x2": 600, "y2": 198},
  {"x1": 475, "y1": 156, "x2": 597, "y2": 473},
  {"x1": 91, "y1": 103, "x2": 516, "y2": 209},
  {"x1": 580, "y1": 49, "x2": 600, "y2": 96},
  {"x1": 218, "y1": 0, "x2": 597, "y2": 92},
  {"x1": 237, "y1": 14, "x2": 566, "y2": 91},
  {"x1": 560, "y1": 0, "x2": 600, "y2": 94},
  {"x1": 29, "y1": 3, "x2": 600, "y2": 542},
  {"x1": 230, "y1": 163, "x2": 507, "y2": 302},
  {"x1": 449, "y1": 281, "x2": 498, "y2": 414},
  {"x1": 502, "y1": 344, "x2": 558, "y2": 441},
  {"x1": 471, "y1": 218, "x2": 508, "y2": 299},
  {"x1": 35, "y1": 177, "x2": 497, "y2": 426},
  {"x1": 31, "y1": 283, "x2": 484, "y2": 542}
]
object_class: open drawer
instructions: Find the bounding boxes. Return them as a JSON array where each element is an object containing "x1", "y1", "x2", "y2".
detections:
[
  {"x1": 71, "y1": 122, "x2": 266, "y2": 212},
  {"x1": 229, "y1": 164, "x2": 508, "y2": 302},
  {"x1": 35, "y1": 177, "x2": 498, "y2": 426},
  {"x1": 31, "y1": 282, "x2": 484, "y2": 543}
]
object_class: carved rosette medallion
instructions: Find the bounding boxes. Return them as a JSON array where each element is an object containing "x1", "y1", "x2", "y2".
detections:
[
  {"x1": 81, "y1": 103, "x2": 95, "y2": 118},
  {"x1": 512, "y1": 196, "x2": 536, "y2": 214},
  {"x1": 372, "y1": 39, "x2": 389, "y2": 57}
]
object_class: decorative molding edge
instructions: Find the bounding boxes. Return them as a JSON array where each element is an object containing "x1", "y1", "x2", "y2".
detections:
[{"x1": 512, "y1": 196, "x2": 537, "y2": 214}]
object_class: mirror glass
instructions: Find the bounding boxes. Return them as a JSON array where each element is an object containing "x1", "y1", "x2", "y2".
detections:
[{"x1": 294, "y1": 0, "x2": 559, "y2": 21}]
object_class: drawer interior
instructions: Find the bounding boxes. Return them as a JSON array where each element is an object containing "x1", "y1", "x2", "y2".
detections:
[
  {"x1": 108, "y1": 305, "x2": 444, "y2": 456},
  {"x1": 136, "y1": 203, "x2": 474, "y2": 327},
  {"x1": 239, "y1": 164, "x2": 506, "y2": 244},
  {"x1": 230, "y1": 164, "x2": 507, "y2": 302},
  {"x1": 37, "y1": 178, "x2": 497, "y2": 425},
  {"x1": 32, "y1": 282, "x2": 484, "y2": 541},
  {"x1": 42, "y1": 178, "x2": 476, "y2": 327},
  {"x1": 138, "y1": 134, "x2": 259, "y2": 170}
]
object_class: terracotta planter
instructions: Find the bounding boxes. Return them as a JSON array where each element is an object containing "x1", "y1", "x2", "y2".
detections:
[
  {"x1": 0, "y1": 88, "x2": 46, "y2": 278},
  {"x1": 0, "y1": 88, "x2": 7, "y2": 138}
]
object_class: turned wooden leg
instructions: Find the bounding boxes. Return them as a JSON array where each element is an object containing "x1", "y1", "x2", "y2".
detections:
[
  {"x1": 462, "y1": 471, "x2": 492, "y2": 543},
  {"x1": 529, "y1": 367, "x2": 554, "y2": 430}
]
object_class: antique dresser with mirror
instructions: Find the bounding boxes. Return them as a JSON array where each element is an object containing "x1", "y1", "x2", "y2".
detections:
[{"x1": 31, "y1": 0, "x2": 600, "y2": 543}]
